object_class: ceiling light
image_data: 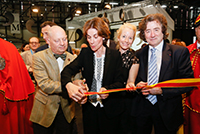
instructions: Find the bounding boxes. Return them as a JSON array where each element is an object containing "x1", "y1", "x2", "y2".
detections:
[
  {"x1": 161, "y1": 5, "x2": 167, "y2": 8},
  {"x1": 173, "y1": 5, "x2": 178, "y2": 9},
  {"x1": 32, "y1": 6, "x2": 39, "y2": 13},
  {"x1": 104, "y1": 4, "x2": 111, "y2": 9},
  {"x1": 76, "y1": 9, "x2": 81, "y2": 14}
]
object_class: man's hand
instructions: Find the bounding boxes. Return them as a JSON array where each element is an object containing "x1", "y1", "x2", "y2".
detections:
[
  {"x1": 136, "y1": 81, "x2": 162, "y2": 95},
  {"x1": 141, "y1": 87, "x2": 163, "y2": 96},
  {"x1": 99, "y1": 87, "x2": 109, "y2": 99}
]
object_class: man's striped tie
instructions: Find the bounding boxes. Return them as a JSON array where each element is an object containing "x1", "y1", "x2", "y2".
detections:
[{"x1": 147, "y1": 47, "x2": 158, "y2": 105}]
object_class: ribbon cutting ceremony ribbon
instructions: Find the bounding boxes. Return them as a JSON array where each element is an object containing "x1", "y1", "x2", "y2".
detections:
[{"x1": 84, "y1": 78, "x2": 200, "y2": 96}]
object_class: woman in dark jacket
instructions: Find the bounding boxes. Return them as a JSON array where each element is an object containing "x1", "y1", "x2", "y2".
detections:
[{"x1": 61, "y1": 17, "x2": 124, "y2": 134}]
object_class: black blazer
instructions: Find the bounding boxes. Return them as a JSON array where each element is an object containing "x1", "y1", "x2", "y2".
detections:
[
  {"x1": 132, "y1": 42, "x2": 194, "y2": 131},
  {"x1": 61, "y1": 47, "x2": 125, "y2": 118}
]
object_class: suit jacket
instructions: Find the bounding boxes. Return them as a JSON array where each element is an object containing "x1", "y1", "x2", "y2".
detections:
[
  {"x1": 61, "y1": 47, "x2": 125, "y2": 118},
  {"x1": 30, "y1": 48, "x2": 76, "y2": 127},
  {"x1": 21, "y1": 50, "x2": 33, "y2": 70},
  {"x1": 132, "y1": 42, "x2": 194, "y2": 131},
  {"x1": 35, "y1": 44, "x2": 48, "y2": 53}
]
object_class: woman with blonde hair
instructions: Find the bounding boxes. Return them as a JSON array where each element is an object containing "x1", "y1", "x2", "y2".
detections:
[{"x1": 116, "y1": 23, "x2": 139, "y2": 133}]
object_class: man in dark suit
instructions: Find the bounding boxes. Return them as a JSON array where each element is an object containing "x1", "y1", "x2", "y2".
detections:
[
  {"x1": 35, "y1": 21, "x2": 73, "y2": 54},
  {"x1": 128, "y1": 13, "x2": 194, "y2": 134}
]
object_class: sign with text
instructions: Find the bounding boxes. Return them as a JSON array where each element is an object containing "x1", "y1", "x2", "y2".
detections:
[{"x1": 11, "y1": 13, "x2": 20, "y2": 34}]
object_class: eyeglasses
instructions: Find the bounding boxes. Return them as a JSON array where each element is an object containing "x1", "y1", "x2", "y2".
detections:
[{"x1": 29, "y1": 42, "x2": 39, "y2": 44}]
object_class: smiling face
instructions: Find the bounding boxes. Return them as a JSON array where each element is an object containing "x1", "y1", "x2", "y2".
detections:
[
  {"x1": 47, "y1": 26, "x2": 68, "y2": 55},
  {"x1": 144, "y1": 20, "x2": 164, "y2": 47},
  {"x1": 86, "y1": 28, "x2": 104, "y2": 53},
  {"x1": 118, "y1": 27, "x2": 135, "y2": 53}
]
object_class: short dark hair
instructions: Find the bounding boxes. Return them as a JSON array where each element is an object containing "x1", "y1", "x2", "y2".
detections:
[
  {"x1": 40, "y1": 21, "x2": 57, "y2": 28},
  {"x1": 101, "y1": 17, "x2": 110, "y2": 26}
]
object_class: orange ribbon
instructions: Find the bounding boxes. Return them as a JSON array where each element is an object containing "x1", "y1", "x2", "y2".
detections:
[{"x1": 84, "y1": 78, "x2": 200, "y2": 96}]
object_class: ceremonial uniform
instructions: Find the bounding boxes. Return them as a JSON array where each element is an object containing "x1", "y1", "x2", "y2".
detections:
[{"x1": 184, "y1": 40, "x2": 200, "y2": 134}]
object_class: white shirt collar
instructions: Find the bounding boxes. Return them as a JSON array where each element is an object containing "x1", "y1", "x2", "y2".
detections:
[
  {"x1": 149, "y1": 40, "x2": 164, "y2": 52},
  {"x1": 197, "y1": 41, "x2": 200, "y2": 49}
]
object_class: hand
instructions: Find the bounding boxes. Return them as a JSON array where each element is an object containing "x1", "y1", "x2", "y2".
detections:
[
  {"x1": 66, "y1": 82, "x2": 87, "y2": 103},
  {"x1": 142, "y1": 87, "x2": 162, "y2": 96},
  {"x1": 126, "y1": 82, "x2": 136, "y2": 91},
  {"x1": 28, "y1": 67, "x2": 33, "y2": 73},
  {"x1": 73, "y1": 79, "x2": 89, "y2": 92},
  {"x1": 136, "y1": 81, "x2": 147, "y2": 88},
  {"x1": 99, "y1": 87, "x2": 109, "y2": 99},
  {"x1": 78, "y1": 96, "x2": 88, "y2": 104}
]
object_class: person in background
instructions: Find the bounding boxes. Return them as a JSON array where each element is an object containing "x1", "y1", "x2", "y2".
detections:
[
  {"x1": 130, "y1": 13, "x2": 193, "y2": 134},
  {"x1": 184, "y1": 13, "x2": 200, "y2": 134},
  {"x1": 30, "y1": 25, "x2": 77, "y2": 134},
  {"x1": 116, "y1": 23, "x2": 139, "y2": 134},
  {"x1": 171, "y1": 38, "x2": 181, "y2": 45},
  {"x1": 18, "y1": 42, "x2": 30, "y2": 53},
  {"x1": 181, "y1": 41, "x2": 187, "y2": 47},
  {"x1": 174, "y1": 42, "x2": 186, "y2": 47},
  {"x1": 35, "y1": 21, "x2": 73, "y2": 54},
  {"x1": 80, "y1": 43, "x2": 88, "y2": 49},
  {"x1": 61, "y1": 17, "x2": 124, "y2": 134},
  {"x1": 101, "y1": 16, "x2": 117, "y2": 49},
  {"x1": 21, "y1": 37, "x2": 40, "y2": 82},
  {"x1": 0, "y1": 38, "x2": 35, "y2": 134},
  {"x1": 35, "y1": 21, "x2": 56, "y2": 53}
]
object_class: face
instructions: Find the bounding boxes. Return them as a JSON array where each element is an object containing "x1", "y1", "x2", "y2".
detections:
[
  {"x1": 144, "y1": 20, "x2": 164, "y2": 47},
  {"x1": 86, "y1": 28, "x2": 103, "y2": 52},
  {"x1": 41, "y1": 25, "x2": 51, "y2": 43},
  {"x1": 48, "y1": 29, "x2": 68, "y2": 55},
  {"x1": 195, "y1": 25, "x2": 200, "y2": 43},
  {"x1": 29, "y1": 37, "x2": 40, "y2": 51},
  {"x1": 23, "y1": 44, "x2": 30, "y2": 51},
  {"x1": 118, "y1": 27, "x2": 135, "y2": 53}
]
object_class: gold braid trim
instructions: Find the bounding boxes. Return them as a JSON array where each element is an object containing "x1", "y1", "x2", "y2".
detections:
[
  {"x1": 183, "y1": 103, "x2": 200, "y2": 114},
  {"x1": 0, "y1": 89, "x2": 34, "y2": 102}
]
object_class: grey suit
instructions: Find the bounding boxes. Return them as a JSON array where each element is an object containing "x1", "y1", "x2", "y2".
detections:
[{"x1": 30, "y1": 48, "x2": 75, "y2": 128}]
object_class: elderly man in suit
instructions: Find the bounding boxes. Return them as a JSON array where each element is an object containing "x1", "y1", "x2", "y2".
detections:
[
  {"x1": 29, "y1": 25, "x2": 77, "y2": 134},
  {"x1": 35, "y1": 21, "x2": 73, "y2": 54},
  {"x1": 127, "y1": 13, "x2": 194, "y2": 134}
]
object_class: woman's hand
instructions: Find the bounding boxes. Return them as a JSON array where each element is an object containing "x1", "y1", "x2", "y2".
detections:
[
  {"x1": 66, "y1": 82, "x2": 87, "y2": 104},
  {"x1": 126, "y1": 82, "x2": 136, "y2": 91},
  {"x1": 99, "y1": 87, "x2": 109, "y2": 99}
]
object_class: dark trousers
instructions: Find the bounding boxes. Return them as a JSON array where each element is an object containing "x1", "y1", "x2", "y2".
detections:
[
  {"x1": 133, "y1": 100, "x2": 177, "y2": 134},
  {"x1": 33, "y1": 106, "x2": 77, "y2": 134},
  {"x1": 82, "y1": 102, "x2": 121, "y2": 134}
]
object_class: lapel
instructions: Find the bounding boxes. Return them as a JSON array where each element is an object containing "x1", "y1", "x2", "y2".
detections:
[
  {"x1": 63, "y1": 51, "x2": 73, "y2": 67},
  {"x1": 159, "y1": 42, "x2": 171, "y2": 81},
  {"x1": 102, "y1": 47, "x2": 110, "y2": 83},
  {"x1": 140, "y1": 45, "x2": 149, "y2": 82},
  {"x1": 46, "y1": 48, "x2": 60, "y2": 78}
]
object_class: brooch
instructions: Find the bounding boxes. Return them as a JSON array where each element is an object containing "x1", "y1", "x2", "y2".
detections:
[{"x1": 0, "y1": 55, "x2": 6, "y2": 70}]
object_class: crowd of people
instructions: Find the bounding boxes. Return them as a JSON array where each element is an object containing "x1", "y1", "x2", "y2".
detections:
[{"x1": 0, "y1": 13, "x2": 200, "y2": 134}]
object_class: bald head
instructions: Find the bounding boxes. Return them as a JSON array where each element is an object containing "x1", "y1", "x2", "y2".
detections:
[{"x1": 47, "y1": 26, "x2": 68, "y2": 54}]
